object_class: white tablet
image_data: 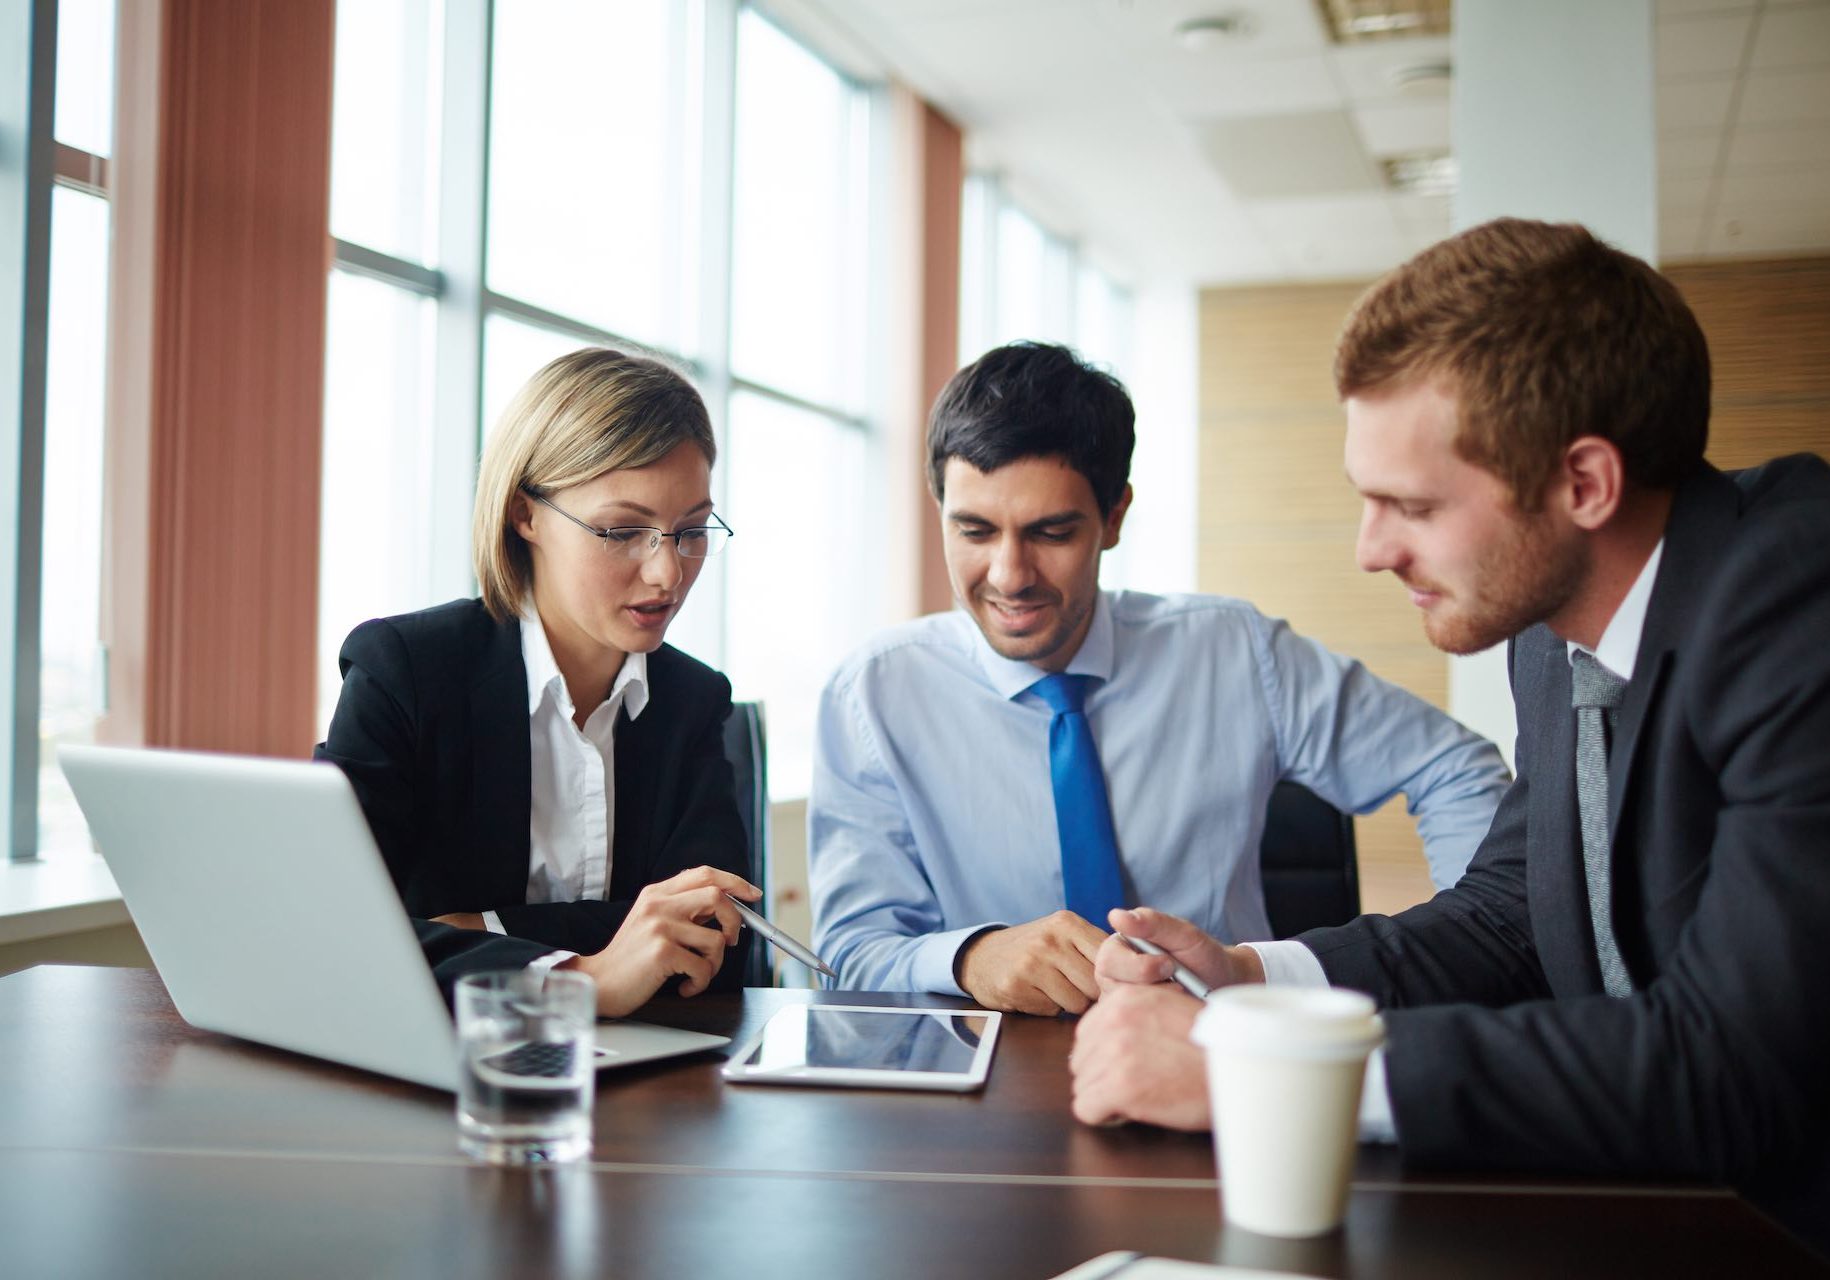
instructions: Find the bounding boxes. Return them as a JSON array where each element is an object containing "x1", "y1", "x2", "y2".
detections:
[{"x1": 720, "y1": 1003, "x2": 1002, "y2": 1092}]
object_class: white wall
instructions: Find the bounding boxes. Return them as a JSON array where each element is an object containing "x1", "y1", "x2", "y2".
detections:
[{"x1": 1448, "y1": 0, "x2": 1657, "y2": 764}]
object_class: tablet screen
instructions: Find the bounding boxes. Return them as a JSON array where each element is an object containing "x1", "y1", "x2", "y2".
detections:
[{"x1": 737, "y1": 1007, "x2": 992, "y2": 1075}]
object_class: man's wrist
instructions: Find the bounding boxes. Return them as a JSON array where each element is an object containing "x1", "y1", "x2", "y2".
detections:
[
  {"x1": 1226, "y1": 942, "x2": 1266, "y2": 984},
  {"x1": 952, "y1": 925, "x2": 1005, "y2": 988}
]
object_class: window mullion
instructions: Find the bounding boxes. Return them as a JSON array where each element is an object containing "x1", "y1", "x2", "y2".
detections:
[
  {"x1": 2, "y1": 0, "x2": 57, "y2": 860},
  {"x1": 428, "y1": 0, "x2": 490, "y2": 601}
]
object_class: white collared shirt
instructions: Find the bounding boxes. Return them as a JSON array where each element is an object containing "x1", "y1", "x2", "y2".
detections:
[
  {"x1": 1245, "y1": 538, "x2": 1670, "y2": 1142},
  {"x1": 480, "y1": 608, "x2": 649, "y2": 935},
  {"x1": 1568, "y1": 539, "x2": 1665, "y2": 680}
]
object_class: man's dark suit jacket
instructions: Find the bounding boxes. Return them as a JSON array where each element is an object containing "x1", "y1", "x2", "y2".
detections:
[
  {"x1": 316, "y1": 598, "x2": 751, "y2": 983},
  {"x1": 1300, "y1": 455, "x2": 1830, "y2": 1252}
]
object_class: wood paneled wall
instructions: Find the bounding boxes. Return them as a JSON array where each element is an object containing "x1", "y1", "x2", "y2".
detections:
[
  {"x1": 1197, "y1": 282, "x2": 1444, "y2": 915},
  {"x1": 1197, "y1": 256, "x2": 1830, "y2": 916},
  {"x1": 1666, "y1": 258, "x2": 1830, "y2": 468}
]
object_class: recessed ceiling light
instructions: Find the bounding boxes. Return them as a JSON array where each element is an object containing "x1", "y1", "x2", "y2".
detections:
[
  {"x1": 1174, "y1": 12, "x2": 1257, "y2": 50},
  {"x1": 1381, "y1": 152, "x2": 1457, "y2": 196},
  {"x1": 1389, "y1": 59, "x2": 1453, "y2": 96}
]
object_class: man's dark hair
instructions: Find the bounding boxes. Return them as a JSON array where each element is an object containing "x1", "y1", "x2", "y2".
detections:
[{"x1": 927, "y1": 342, "x2": 1136, "y2": 516}]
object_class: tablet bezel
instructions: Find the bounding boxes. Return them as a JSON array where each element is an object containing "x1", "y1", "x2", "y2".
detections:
[{"x1": 719, "y1": 1003, "x2": 1003, "y2": 1092}]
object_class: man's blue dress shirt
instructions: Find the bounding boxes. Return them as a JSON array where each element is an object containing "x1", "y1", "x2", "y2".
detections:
[{"x1": 808, "y1": 590, "x2": 1510, "y2": 995}]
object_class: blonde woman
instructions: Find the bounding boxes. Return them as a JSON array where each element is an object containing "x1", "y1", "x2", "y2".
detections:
[{"x1": 318, "y1": 348, "x2": 756, "y2": 1014}]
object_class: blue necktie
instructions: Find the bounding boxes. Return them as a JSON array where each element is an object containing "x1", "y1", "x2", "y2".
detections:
[{"x1": 1029, "y1": 673, "x2": 1126, "y2": 925}]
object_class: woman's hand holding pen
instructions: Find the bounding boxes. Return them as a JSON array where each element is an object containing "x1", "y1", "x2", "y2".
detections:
[{"x1": 569, "y1": 866, "x2": 761, "y2": 1018}]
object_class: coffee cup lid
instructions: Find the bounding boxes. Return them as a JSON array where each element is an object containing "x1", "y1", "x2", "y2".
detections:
[{"x1": 1190, "y1": 985, "x2": 1384, "y2": 1061}]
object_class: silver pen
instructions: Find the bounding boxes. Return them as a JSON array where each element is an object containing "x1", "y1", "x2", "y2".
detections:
[
  {"x1": 725, "y1": 893, "x2": 838, "y2": 979},
  {"x1": 1117, "y1": 933, "x2": 1212, "y2": 999}
]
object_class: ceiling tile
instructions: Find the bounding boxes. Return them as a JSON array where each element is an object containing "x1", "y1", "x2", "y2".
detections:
[
  {"x1": 1657, "y1": 0, "x2": 1757, "y2": 17},
  {"x1": 1657, "y1": 76, "x2": 1737, "y2": 133},
  {"x1": 1736, "y1": 66, "x2": 1830, "y2": 124},
  {"x1": 1702, "y1": 200, "x2": 1830, "y2": 255},
  {"x1": 1658, "y1": 207, "x2": 1708, "y2": 261},
  {"x1": 1655, "y1": 12, "x2": 1754, "y2": 78},
  {"x1": 1391, "y1": 191, "x2": 1451, "y2": 228},
  {"x1": 1724, "y1": 121, "x2": 1830, "y2": 168},
  {"x1": 1327, "y1": 36, "x2": 1454, "y2": 105},
  {"x1": 1082, "y1": 0, "x2": 1331, "y2": 58},
  {"x1": 1749, "y1": 4, "x2": 1830, "y2": 71},
  {"x1": 1660, "y1": 171, "x2": 1716, "y2": 207},
  {"x1": 1658, "y1": 129, "x2": 1727, "y2": 175},
  {"x1": 1353, "y1": 101, "x2": 1451, "y2": 156},
  {"x1": 1717, "y1": 163, "x2": 1830, "y2": 205},
  {"x1": 1151, "y1": 53, "x2": 1343, "y2": 118},
  {"x1": 1196, "y1": 110, "x2": 1382, "y2": 199}
]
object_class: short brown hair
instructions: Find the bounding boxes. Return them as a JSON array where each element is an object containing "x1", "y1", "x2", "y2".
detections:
[
  {"x1": 472, "y1": 347, "x2": 715, "y2": 621},
  {"x1": 1334, "y1": 217, "x2": 1711, "y2": 509}
]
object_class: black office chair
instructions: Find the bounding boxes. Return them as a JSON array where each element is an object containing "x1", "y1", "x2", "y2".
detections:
[
  {"x1": 1258, "y1": 781, "x2": 1360, "y2": 939},
  {"x1": 722, "y1": 701, "x2": 774, "y2": 986}
]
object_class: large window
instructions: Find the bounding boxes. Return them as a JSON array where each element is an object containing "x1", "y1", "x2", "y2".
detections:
[
  {"x1": 959, "y1": 173, "x2": 1132, "y2": 375},
  {"x1": 319, "y1": 1, "x2": 884, "y2": 798},
  {"x1": 31, "y1": 0, "x2": 118, "y2": 858}
]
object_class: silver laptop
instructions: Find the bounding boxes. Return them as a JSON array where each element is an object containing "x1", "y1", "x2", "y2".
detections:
[{"x1": 60, "y1": 744, "x2": 729, "y2": 1091}]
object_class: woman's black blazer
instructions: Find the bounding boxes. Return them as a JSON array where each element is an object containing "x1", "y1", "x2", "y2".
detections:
[{"x1": 316, "y1": 599, "x2": 751, "y2": 963}]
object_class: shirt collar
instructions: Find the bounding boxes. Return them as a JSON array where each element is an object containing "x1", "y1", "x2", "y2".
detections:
[
  {"x1": 970, "y1": 590, "x2": 1116, "y2": 702},
  {"x1": 519, "y1": 604, "x2": 650, "y2": 721},
  {"x1": 1565, "y1": 538, "x2": 1664, "y2": 682}
]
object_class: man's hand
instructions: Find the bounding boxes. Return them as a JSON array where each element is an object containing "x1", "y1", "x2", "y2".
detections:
[
  {"x1": 567, "y1": 866, "x2": 761, "y2": 1018},
  {"x1": 1096, "y1": 906, "x2": 1265, "y2": 993},
  {"x1": 956, "y1": 910, "x2": 1107, "y2": 1015},
  {"x1": 430, "y1": 912, "x2": 487, "y2": 931},
  {"x1": 1070, "y1": 982, "x2": 1210, "y2": 1130}
]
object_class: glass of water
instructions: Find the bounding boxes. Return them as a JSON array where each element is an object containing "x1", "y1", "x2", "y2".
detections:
[{"x1": 455, "y1": 969, "x2": 596, "y2": 1165}]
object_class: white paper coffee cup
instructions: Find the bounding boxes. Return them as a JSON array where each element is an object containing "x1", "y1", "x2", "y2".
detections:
[{"x1": 1191, "y1": 985, "x2": 1384, "y2": 1237}]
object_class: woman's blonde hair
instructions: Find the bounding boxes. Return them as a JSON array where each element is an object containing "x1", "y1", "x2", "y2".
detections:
[{"x1": 472, "y1": 347, "x2": 716, "y2": 620}]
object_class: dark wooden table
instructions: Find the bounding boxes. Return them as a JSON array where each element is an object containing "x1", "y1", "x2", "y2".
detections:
[{"x1": 1, "y1": 966, "x2": 1822, "y2": 1279}]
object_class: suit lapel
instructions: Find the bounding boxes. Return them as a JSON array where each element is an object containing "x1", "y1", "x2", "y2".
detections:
[
  {"x1": 1523, "y1": 636, "x2": 1598, "y2": 994},
  {"x1": 469, "y1": 618, "x2": 533, "y2": 904},
  {"x1": 1605, "y1": 466, "x2": 1740, "y2": 844}
]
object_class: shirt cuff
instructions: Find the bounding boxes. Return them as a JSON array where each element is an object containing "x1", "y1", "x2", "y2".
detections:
[
  {"x1": 481, "y1": 911, "x2": 506, "y2": 935},
  {"x1": 912, "y1": 923, "x2": 1011, "y2": 998},
  {"x1": 1241, "y1": 940, "x2": 1399, "y2": 1145},
  {"x1": 1243, "y1": 939, "x2": 1329, "y2": 987},
  {"x1": 1359, "y1": 1048, "x2": 1397, "y2": 1144},
  {"x1": 529, "y1": 950, "x2": 578, "y2": 980}
]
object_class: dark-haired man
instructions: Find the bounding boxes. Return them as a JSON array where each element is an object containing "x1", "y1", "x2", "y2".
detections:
[
  {"x1": 808, "y1": 342, "x2": 1510, "y2": 1015},
  {"x1": 1071, "y1": 218, "x2": 1830, "y2": 1253}
]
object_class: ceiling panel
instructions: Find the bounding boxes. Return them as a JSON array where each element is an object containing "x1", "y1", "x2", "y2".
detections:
[
  {"x1": 1150, "y1": 52, "x2": 1341, "y2": 119},
  {"x1": 1659, "y1": 130, "x2": 1729, "y2": 174},
  {"x1": 1660, "y1": 207, "x2": 1709, "y2": 260},
  {"x1": 1326, "y1": 36, "x2": 1454, "y2": 103},
  {"x1": 1736, "y1": 65, "x2": 1830, "y2": 123},
  {"x1": 1724, "y1": 120, "x2": 1830, "y2": 167},
  {"x1": 1197, "y1": 111, "x2": 1383, "y2": 200},
  {"x1": 1703, "y1": 199, "x2": 1830, "y2": 254},
  {"x1": 797, "y1": 0, "x2": 1830, "y2": 289},
  {"x1": 1353, "y1": 101, "x2": 1452, "y2": 156},
  {"x1": 1083, "y1": 0, "x2": 1332, "y2": 58},
  {"x1": 1749, "y1": 2, "x2": 1830, "y2": 68},
  {"x1": 1655, "y1": 11, "x2": 1756, "y2": 77},
  {"x1": 1656, "y1": 76, "x2": 1738, "y2": 132}
]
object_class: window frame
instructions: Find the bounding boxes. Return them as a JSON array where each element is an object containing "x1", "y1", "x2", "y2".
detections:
[{"x1": 320, "y1": 0, "x2": 889, "y2": 795}]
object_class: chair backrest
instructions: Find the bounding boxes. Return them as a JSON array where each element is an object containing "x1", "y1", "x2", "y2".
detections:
[
  {"x1": 1258, "y1": 781, "x2": 1360, "y2": 939},
  {"x1": 722, "y1": 701, "x2": 773, "y2": 986}
]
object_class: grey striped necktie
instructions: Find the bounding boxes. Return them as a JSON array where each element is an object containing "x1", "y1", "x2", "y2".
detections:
[{"x1": 1571, "y1": 649, "x2": 1634, "y2": 997}]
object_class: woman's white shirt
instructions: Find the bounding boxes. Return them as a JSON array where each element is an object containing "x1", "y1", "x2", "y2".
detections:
[{"x1": 479, "y1": 609, "x2": 648, "y2": 934}]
